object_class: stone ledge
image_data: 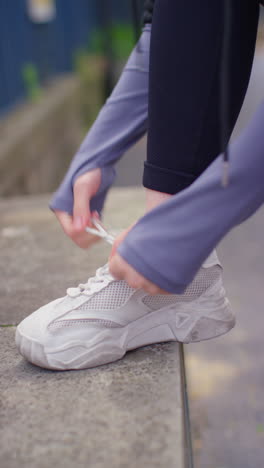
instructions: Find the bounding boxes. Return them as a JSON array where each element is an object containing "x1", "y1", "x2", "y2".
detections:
[
  {"x1": 0, "y1": 189, "x2": 186, "y2": 468},
  {"x1": 0, "y1": 328, "x2": 184, "y2": 468}
]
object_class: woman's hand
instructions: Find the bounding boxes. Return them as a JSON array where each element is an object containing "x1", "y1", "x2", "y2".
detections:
[
  {"x1": 54, "y1": 168, "x2": 102, "y2": 248},
  {"x1": 109, "y1": 227, "x2": 169, "y2": 295}
]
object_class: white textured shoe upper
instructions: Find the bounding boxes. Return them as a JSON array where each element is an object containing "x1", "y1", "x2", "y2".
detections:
[
  {"x1": 16, "y1": 219, "x2": 232, "y2": 370},
  {"x1": 18, "y1": 259, "x2": 222, "y2": 349}
]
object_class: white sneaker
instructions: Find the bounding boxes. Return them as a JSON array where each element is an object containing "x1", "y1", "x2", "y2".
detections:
[{"x1": 16, "y1": 256, "x2": 235, "y2": 370}]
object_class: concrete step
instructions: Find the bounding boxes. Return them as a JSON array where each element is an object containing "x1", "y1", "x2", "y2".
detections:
[{"x1": 0, "y1": 188, "x2": 187, "y2": 468}]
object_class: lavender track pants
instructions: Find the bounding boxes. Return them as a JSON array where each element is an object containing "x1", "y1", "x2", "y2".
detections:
[
  {"x1": 50, "y1": 22, "x2": 264, "y2": 293},
  {"x1": 119, "y1": 103, "x2": 264, "y2": 293},
  {"x1": 50, "y1": 26, "x2": 151, "y2": 215}
]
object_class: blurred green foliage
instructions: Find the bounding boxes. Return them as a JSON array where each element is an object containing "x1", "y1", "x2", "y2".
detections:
[
  {"x1": 22, "y1": 63, "x2": 42, "y2": 101},
  {"x1": 89, "y1": 23, "x2": 135, "y2": 60},
  {"x1": 256, "y1": 424, "x2": 264, "y2": 433},
  {"x1": 73, "y1": 23, "x2": 135, "y2": 128},
  {"x1": 71, "y1": 23, "x2": 135, "y2": 129}
]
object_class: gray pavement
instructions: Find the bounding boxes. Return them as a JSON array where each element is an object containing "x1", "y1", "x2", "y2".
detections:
[
  {"x1": 186, "y1": 208, "x2": 264, "y2": 468},
  {"x1": 114, "y1": 138, "x2": 146, "y2": 188},
  {"x1": 186, "y1": 43, "x2": 264, "y2": 468},
  {"x1": 0, "y1": 189, "x2": 184, "y2": 468}
]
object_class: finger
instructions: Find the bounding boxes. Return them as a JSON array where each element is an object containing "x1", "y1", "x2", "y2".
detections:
[
  {"x1": 55, "y1": 210, "x2": 100, "y2": 248},
  {"x1": 73, "y1": 181, "x2": 92, "y2": 232},
  {"x1": 110, "y1": 253, "x2": 170, "y2": 295},
  {"x1": 109, "y1": 255, "x2": 123, "y2": 279},
  {"x1": 110, "y1": 230, "x2": 129, "y2": 260},
  {"x1": 142, "y1": 282, "x2": 170, "y2": 295},
  {"x1": 110, "y1": 254, "x2": 145, "y2": 289},
  {"x1": 109, "y1": 223, "x2": 136, "y2": 260},
  {"x1": 54, "y1": 210, "x2": 74, "y2": 237},
  {"x1": 73, "y1": 231, "x2": 101, "y2": 249},
  {"x1": 142, "y1": 283, "x2": 161, "y2": 295},
  {"x1": 91, "y1": 210, "x2": 100, "y2": 221},
  {"x1": 73, "y1": 169, "x2": 102, "y2": 232}
]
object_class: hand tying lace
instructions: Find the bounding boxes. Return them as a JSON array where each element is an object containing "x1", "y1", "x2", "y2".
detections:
[
  {"x1": 67, "y1": 219, "x2": 115, "y2": 298},
  {"x1": 85, "y1": 218, "x2": 115, "y2": 245}
]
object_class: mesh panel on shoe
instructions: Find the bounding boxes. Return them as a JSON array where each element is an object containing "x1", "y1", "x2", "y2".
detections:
[
  {"x1": 78, "y1": 281, "x2": 135, "y2": 311},
  {"x1": 49, "y1": 319, "x2": 122, "y2": 332},
  {"x1": 142, "y1": 266, "x2": 221, "y2": 311}
]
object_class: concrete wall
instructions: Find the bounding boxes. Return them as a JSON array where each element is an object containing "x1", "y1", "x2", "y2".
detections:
[{"x1": 0, "y1": 57, "x2": 104, "y2": 197}]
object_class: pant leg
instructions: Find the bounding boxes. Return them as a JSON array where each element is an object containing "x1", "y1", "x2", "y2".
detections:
[
  {"x1": 119, "y1": 102, "x2": 264, "y2": 293},
  {"x1": 143, "y1": 0, "x2": 259, "y2": 194},
  {"x1": 50, "y1": 26, "x2": 151, "y2": 215}
]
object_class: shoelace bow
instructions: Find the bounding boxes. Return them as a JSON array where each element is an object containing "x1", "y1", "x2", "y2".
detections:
[{"x1": 67, "y1": 218, "x2": 116, "y2": 298}]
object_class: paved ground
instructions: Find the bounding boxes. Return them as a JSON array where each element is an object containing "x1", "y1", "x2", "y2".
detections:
[
  {"x1": 114, "y1": 138, "x2": 146, "y2": 188},
  {"x1": 186, "y1": 209, "x2": 264, "y2": 468},
  {"x1": 0, "y1": 190, "x2": 184, "y2": 468},
  {"x1": 186, "y1": 43, "x2": 264, "y2": 468}
]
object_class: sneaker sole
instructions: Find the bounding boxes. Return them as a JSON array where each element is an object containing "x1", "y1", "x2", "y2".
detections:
[{"x1": 16, "y1": 282, "x2": 235, "y2": 371}]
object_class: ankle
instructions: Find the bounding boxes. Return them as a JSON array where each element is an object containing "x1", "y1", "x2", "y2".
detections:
[{"x1": 145, "y1": 188, "x2": 172, "y2": 212}]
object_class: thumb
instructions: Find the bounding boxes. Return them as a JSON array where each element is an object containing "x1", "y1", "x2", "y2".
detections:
[
  {"x1": 73, "y1": 169, "x2": 101, "y2": 231},
  {"x1": 109, "y1": 224, "x2": 135, "y2": 260},
  {"x1": 73, "y1": 181, "x2": 92, "y2": 231}
]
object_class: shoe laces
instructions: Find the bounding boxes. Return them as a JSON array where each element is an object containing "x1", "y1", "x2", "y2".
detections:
[
  {"x1": 85, "y1": 217, "x2": 115, "y2": 245},
  {"x1": 67, "y1": 264, "x2": 114, "y2": 298},
  {"x1": 67, "y1": 218, "x2": 115, "y2": 298}
]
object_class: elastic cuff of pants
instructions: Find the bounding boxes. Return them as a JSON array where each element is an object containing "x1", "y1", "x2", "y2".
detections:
[{"x1": 143, "y1": 161, "x2": 196, "y2": 195}]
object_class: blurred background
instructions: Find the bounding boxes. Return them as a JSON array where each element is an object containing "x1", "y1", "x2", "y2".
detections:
[
  {"x1": 1, "y1": 2, "x2": 264, "y2": 468},
  {"x1": 1, "y1": 2, "x2": 263, "y2": 198},
  {"x1": 0, "y1": 0, "x2": 144, "y2": 196}
]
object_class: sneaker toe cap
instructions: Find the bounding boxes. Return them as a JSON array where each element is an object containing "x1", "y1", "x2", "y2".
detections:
[{"x1": 17, "y1": 297, "x2": 64, "y2": 342}]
